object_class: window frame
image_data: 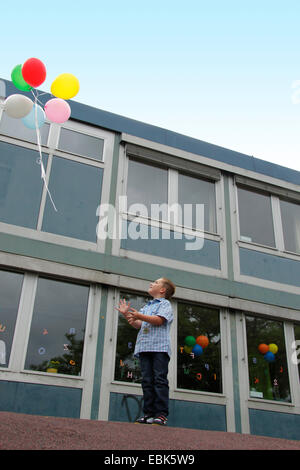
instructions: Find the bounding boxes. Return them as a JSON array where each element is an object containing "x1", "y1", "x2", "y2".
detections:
[
  {"x1": 0, "y1": 102, "x2": 114, "y2": 252},
  {"x1": 111, "y1": 143, "x2": 227, "y2": 277},
  {"x1": 231, "y1": 175, "x2": 300, "y2": 293}
]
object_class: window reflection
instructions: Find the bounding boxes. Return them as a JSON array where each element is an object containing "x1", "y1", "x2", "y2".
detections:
[
  {"x1": 58, "y1": 128, "x2": 104, "y2": 161},
  {"x1": 42, "y1": 156, "x2": 103, "y2": 241},
  {"x1": 25, "y1": 278, "x2": 89, "y2": 376},
  {"x1": 237, "y1": 186, "x2": 275, "y2": 247},
  {"x1": 246, "y1": 315, "x2": 290, "y2": 402},
  {"x1": 177, "y1": 302, "x2": 222, "y2": 393},
  {"x1": 0, "y1": 141, "x2": 47, "y2": 228}
]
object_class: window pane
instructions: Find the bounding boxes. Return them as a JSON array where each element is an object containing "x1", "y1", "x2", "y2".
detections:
[
  {"x1": 127, "y1": 160, "x2": 168, "y2": 220},
  {"x1": 58, "y1": 128, "x2": 104, "y2": 161},
  {"x1": 0, "y1": 270, "x2": 23, "y2": 367},
  {"x1": 0, "y1": 113, "x2": 49, "y2": 146},
  {"x1": 178, "y1": 173, "x2": 216, "y2": 232},
  {"x1": 177, "y1": 302, "x2": 222, "y2": 393},
  {"x1": 280, "y1": 199, "x2": 300, "y2": 254},
  {"x1": 245, "y1": 315, "x2": 290, "y2": 402},
  {"x1": 0, "y1": 141, "x2": 47, "y2": 228},
  {"x1": 114, "y1": 291, "x2": 151, "y2": 383},
  {"x1": 237, "y1": 186, "x2": 275, "y2": 247},
  {"x1": 25, "y1": 278, "x2": 89, "y2": 376},
  {"x1": 42, "y1": 156, "x2": 103, "y2": 241}
]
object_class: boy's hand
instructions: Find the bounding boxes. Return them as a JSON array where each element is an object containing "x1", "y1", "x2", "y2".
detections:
[
  {"x1": 116, "y1": 299, "x2": 131, "y2": 316},
  {"x1": 128, "y1": 308, "x2": 141, "y2": 321}
]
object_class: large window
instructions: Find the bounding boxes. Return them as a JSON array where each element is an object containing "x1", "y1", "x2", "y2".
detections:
[
  {"x1": 280, "y1": 199, "x2": 300, "y2": 254},
  {"x1": 24, "y1": 277, "x2": 89, "y2": 376},
  {"x1": 0, "y1": 110, "x2": 109, "y2": 244},
  {"x1": 245, "y1": 315, "x2": 290, "y2": 402},
  {"x1": 177, "y1": 302, "x2": 222, "y2": 393},
  {"x1": 237, "y1": 186, "x2": 275, "y2": 247},
  {"x1": 0, "y1": 270, "x2": 24, "y2": 367},
  {"x1": 126, "y1": 158, "x2": 217, "y2": 233}
]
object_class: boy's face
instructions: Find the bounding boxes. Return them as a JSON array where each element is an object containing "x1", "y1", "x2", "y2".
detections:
[{"x1": 148, "y1": 278, "x2": 166, "y2": 298}]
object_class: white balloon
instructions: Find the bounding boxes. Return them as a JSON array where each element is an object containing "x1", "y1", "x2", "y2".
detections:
[{"x1": 4, "y1": 94, "x2": 33, "y2": 119}]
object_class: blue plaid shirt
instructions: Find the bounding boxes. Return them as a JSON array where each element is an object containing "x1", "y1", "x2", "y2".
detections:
[{"x1": 134, "y1": 298, "x2": 173, "y2": 357}]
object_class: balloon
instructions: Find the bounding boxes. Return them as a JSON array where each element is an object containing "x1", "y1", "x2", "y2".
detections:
[
  {"x1": 196, "y1": 335, "x2": 209, "y2": 348},
  {"x1": 192, "y1": 344, "x2": 203, "y2": 356},
  {"x1": 269, "y1": 343, "x2": 278, "y2": 354},
  {"x1": 258, "y1": 343, "x2": 269, "y2": 354},
  {"x1": 51, "y1": 73, "x2": 80, "y2": 100},
  {"x1": 11, "y1": 64, "x2": 32, "y2": 92},
  {"x1": 183, "y1": 345, "x2": 192, "y2": 354},
  {"x1": 22, "y1": 58, "x2": 46, "y2": 88},
  {"x1": 184, "y1": 336, "x2": 196, "y2": 347},
  {"x1": 22, "y1": 104, "x2": 45, "y2": 129},
  {"x1": 44, "y1": 98, "x2": 71, "y2": 123},
  {"x1": 264, "y1": 351, "x2": 275, "y2": 362},
  {"x1": 4, "y1": 94, "x2": 33, "y2": 118}
]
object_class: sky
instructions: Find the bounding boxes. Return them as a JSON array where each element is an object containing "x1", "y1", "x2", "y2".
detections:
[{"x1": 2, "y1": 0, "x2": 300, "y2": 172}]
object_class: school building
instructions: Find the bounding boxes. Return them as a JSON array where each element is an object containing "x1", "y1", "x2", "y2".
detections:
[{"x1": 0, "y1": 78, "x2": 300, "y2": 440}]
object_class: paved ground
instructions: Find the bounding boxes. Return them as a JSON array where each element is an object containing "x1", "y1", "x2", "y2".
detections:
[{"x1": 0, "y1": 411, "x2": 300, "y2": 451}]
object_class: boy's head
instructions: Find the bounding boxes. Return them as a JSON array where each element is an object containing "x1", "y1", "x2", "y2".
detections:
[{"x1": 148, "y1": 278, "x2": 175, "y2": 300}]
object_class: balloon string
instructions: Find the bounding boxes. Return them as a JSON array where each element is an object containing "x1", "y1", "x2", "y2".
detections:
[{"x1": 33, "y1": 92, "x2": 58, "y2": 212}]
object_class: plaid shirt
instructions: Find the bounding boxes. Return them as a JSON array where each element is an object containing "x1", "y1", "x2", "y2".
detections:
[{"x1": 134, "y1": 298, "x2": 173, "y2": 357}]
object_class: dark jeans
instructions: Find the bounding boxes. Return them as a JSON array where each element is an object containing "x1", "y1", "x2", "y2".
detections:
[{"x1": 139, "y1": 352, "x2": 170, "y2": 418}]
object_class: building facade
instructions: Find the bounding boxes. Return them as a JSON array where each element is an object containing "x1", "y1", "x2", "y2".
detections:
[{"x1": 0, "y1": 78, "x2": 300, "y2": 440}]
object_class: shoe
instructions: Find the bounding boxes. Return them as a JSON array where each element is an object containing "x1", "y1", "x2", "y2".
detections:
[
  {"x1": 135, "y1": 415, "x2": 154, "y2": 424},
  {"x1": 152, "y1": 415, "x2": 167, "y2": 425}
]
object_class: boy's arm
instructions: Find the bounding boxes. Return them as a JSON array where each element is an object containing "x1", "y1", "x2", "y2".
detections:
[{"x1": 129, "y1": 308, "x2": 165, "y2": 326}]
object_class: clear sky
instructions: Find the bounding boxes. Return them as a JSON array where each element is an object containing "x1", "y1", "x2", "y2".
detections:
[{"x1": 2, "y1": 0, "x2": 300, "y2": 172}]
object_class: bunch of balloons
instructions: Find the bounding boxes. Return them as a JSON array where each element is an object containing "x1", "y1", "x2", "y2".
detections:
[
  {"x1": 184, "y1": 335, "x2": 209, "y2": 357},
  {"x1": 258, "y1": 343, "x2": 278, "y2": 362},
  {"x1": 4, "y1": 57, "x2": 80, "y2": 128}
]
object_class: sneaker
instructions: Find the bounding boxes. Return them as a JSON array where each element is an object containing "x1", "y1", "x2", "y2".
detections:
[
  {"x1": 152, "y1": 415, "x2": 167, "y2": 426},
  {"x1": 135, "y1": 415, "x2": 154, "y2": 424}
]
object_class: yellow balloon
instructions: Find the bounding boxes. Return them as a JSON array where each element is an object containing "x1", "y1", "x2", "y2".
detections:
[
  {"x1": 269, "y1": 343, "x2": 278, "y2": 354},
  {"x1": 184, "y1": 345, "x2": 193, "y2": 354},
  {"x1": 51, "y1": 73, "x2": 80, "y2": 100}
]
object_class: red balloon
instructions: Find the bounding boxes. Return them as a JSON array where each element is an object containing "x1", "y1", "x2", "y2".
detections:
[
  {"x1": 22, "y1": 58, "x2": 46, "y2": 88},
  {"x1": 196, "y1": 335, "x2": 209, "y2": 348},
  {"x1": 258, "y1": 343, "x2": 269, "y2": 354}
]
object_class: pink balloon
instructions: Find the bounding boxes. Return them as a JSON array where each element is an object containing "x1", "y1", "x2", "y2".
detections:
[{"x1": 44, "y1": 98, "x2": 71, "y2": 123}]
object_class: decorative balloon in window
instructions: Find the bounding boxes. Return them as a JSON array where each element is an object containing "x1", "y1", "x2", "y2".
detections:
[
  {"x1": 258, "y1": 343, "x2": 278, "y2": 362},
  {"x1": 183, "y1": 334, "x2": 210, "y2": 356}
]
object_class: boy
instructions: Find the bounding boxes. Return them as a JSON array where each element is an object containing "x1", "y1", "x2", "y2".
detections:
[{"x1": 117, "y1": 277, "x2": 175, "y2": 425}]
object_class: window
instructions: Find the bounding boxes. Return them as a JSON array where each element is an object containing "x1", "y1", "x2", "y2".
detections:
[
  {"x1": 177, "y1": 302, "x2": 222, "y2": 393},
  {"x1": 178, "y1": 173, "x2": 216, "y2": 232},
  {"x1": 114, "y1": 291, "x2": 151, "y2": 383},
  {"x1": 237, "y1": 186, "x2": 275, "y2": 247},
  {"x1": 0, "y1": 270, "x2": 24, "y2": 367},
  {"x1": 280, "y1": 199, "x2": 300, "y2": 254},
  {"x1": 41, "y1": 156, "x2": 103, "y2": 242},
  {"x1": 58, "y1": 128, "x2": 104, "y2": 161},
  {"x1": 245, "y1": 315, "x2": 290, "y2": 402},
  {"x1": 24, "y1": 277, "x2": 89, "y2": 376},
  {"x1": 0, "y1": 141, "x2": 47, "y2": 229},
  {"x1": 127, "y1": 159, "x2": 168, "y2": 219},
  {"x1": 0, "y1": 112, "x2": 50, "y2": 146}
]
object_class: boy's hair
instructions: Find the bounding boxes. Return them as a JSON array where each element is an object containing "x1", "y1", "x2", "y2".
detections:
[{"x1": 161, "y1": 278, "x2": 175, "y2": 299}]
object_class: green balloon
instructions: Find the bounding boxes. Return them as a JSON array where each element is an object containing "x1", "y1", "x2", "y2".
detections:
[
  {"x1": 184, "y1": 336, "x2": 196, "y2": 347},
  {"x1": 11, "y1": 64, "x2": 32, "y2": 92}
]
